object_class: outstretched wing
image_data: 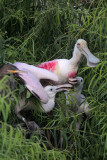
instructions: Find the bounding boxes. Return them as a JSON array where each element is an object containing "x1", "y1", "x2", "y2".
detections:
[
  {"x1": 14, "y1": 62, "x2": 59, "y2": 82},
  {"x1": 19, "y1": 69, "x2": 48, "y2": 103}
]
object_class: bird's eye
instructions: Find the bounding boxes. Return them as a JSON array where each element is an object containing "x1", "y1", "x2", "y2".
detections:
[
  {"x1": 50, "y1": 88, "x2": 53, "y2": 91},
  {"x1": 77, "y1": 43, "x2": 80, "y2": 46},
  {"x1": 81, "y1": 79, "x2": 83, "y2": 82}
]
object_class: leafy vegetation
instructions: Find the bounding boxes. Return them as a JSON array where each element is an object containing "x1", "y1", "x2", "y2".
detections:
[{"x1": 0, "y1": 0, "x2": 107, "y2": 159}]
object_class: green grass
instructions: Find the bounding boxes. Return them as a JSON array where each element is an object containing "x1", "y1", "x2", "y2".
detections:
[{"x1": 0, "y1": 0, "x2": 107, "y2": 159}]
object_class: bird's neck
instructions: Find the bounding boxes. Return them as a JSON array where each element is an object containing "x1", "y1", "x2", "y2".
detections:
[
  {"x1": 69, "y1": 46, "x2": 82, "y2": 68},
  {"x1": 41, "y1": 97, "x2": 55, "y2": 113},
  {"x1": 74, "y1": 84, "x2": 83, "y2": 94}
]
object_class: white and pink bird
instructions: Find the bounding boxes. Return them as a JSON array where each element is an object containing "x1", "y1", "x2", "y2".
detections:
[{"x1": 37, "y1": 39, "x2": 100, "y2": 84}]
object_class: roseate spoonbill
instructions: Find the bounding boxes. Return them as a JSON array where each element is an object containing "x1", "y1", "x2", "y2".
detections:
[
  {"x1": 15, "y1": 84, "x2": 72, "y2": 130},
  {"x1": 37, "y1": 39, "x2": 100, "y2": 84},
  {"x1": 65, "y1": 77, "x2": 90, "y2": 130}
]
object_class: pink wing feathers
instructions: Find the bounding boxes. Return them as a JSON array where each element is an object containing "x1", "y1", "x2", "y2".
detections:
[
  {"x1": 14, "y1": 68, "x2": 49, "y2": 103},
  {"x1": 37, "y1": 60, "x2": 58, "y2": 72},
  {"x1": 13, "y1": 62, "x2": 60, "y2": 103},
  {"x1": 14, "y1": 62, "x2": 58, "y2": 82}
]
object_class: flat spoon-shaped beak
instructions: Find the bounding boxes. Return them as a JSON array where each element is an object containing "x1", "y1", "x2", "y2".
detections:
[
  {"x1": 81, "y1": 46, "x2": 100, "y2": 67},
  {"x1": 55, "y1": 84, "x2": 72, "y2": 93}
]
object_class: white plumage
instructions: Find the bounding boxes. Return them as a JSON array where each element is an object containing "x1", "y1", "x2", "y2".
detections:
[{"x1": 37, "y1": 39, "x2": 100, "y2": 84}]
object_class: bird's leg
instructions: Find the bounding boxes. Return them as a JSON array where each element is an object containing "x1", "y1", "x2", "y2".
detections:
[
  {"x1": 16, "y1": 111, "x2": 39, "y2": 131},
  {"x1": 15, "y1": 94, "x2": 39, "y2": 131},
  {"x1": 15, "y1": 94, "x2": 27, "y2": 124},
  {"x1": 15, "y1": 111, "x2": 27, "y2": 125},
  {"x1": 54, "y1": 129, "x2": 57, "y2": 147},
  {"x1": 60, "y1": 130, "x2": 63, "y2": 149},
  {"x1": 46, "y1": 112, "x2": 51, "y2": 141}
]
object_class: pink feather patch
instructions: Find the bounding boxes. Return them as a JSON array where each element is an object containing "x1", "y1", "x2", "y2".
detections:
[
  {"x1": 68, "y1": 71, "x2": 77, "y2": 78},
  {"x1": 37, "y1": 60, "x2": 58, "y2": 72}
]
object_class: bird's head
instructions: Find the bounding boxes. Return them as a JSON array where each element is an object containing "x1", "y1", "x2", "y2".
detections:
[
  {"x1": 74, "y1": 76, "x2": 84, "y2": 93},
  {"x1": 0, "y1": 64, "x2": 21, "y2": 76},
  {"x1": 44, "y1": 84, "x2": 72, "y2": 98},
  {"x1": 76, "y1": 76, "x2": 84, "y2": 86},
  {"x1": 75, "y1": 39, "x2": 100, "y2": 67}
]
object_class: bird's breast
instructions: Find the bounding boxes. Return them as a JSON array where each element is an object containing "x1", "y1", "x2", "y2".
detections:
[{"x1": 68, "y1": 71, "x2": 77, "y2": 78}]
